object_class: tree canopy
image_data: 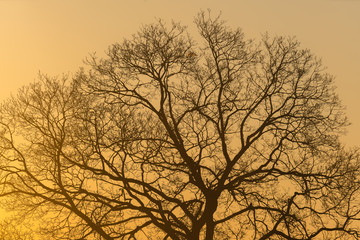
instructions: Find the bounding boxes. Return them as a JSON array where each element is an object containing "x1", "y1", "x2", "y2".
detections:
[{"x1": 0, "y1": 12, "x2": 359, "y2": 240}]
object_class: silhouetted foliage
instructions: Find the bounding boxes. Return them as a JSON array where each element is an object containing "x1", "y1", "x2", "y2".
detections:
[{"x1": 0, "y1": 11, "x2": 359, "y2": 240}]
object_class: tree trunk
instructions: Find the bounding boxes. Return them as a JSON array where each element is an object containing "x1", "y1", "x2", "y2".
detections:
[
  {"x1": 205, "y1": 219, "x2": 215, "y2": 240},
  {"x1": 204, "y1": 195, "x2": 218, "y2": 240}
]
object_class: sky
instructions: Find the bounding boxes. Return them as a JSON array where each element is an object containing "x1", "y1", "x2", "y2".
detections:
[
  {"x1": 0, "y1": 0, "x2": 359, "y2": 230},
  {"x1": 0, "y1": 0, "x2": 359, "y2": 149}
]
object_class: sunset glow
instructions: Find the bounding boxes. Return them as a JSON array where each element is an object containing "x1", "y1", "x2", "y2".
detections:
[{"x1": 0, "y1": 1, "x2": 359, "y2": 239}]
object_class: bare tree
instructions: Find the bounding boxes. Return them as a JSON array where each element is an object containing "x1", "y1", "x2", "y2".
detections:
[
  {"x1": 0, "y1": 12, "x2": 359, "y2": 240},
  {"x1": 0, "y1": 217, "x2": 35, "y2": 240}
]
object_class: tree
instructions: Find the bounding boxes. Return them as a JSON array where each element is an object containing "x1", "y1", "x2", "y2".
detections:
[
  {"x1": 0, "y1": 11, "x2": 359, "y2": 239},
  {"x1": 0, "y1": 217, "x2": 35, "y2": 240}
]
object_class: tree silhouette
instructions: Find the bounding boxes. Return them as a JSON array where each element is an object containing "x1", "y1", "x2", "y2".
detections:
[
  {"x1": 0, "y1": 217, "x2": 34, "y2": 240},
  {"x1": 0, "y1": 11, "x2": 359, "y2": 240}
]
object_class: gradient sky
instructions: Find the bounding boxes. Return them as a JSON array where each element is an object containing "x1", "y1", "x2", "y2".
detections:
[{"x1": 0, "y1": 0, "x2": 359, "y2": 148}]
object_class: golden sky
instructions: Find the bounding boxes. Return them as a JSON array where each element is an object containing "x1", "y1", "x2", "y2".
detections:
[{"x1": 0, "y1": 0, "x2": 359, "y2": 146}]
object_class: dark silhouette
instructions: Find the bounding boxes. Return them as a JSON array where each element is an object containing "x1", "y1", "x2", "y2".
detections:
[
  {"x1": 0, "y1": 217, "x2": 34, "y2": 240},
  {"x1": 0, "y1": 11, "x2": 359, "y2": 239}
]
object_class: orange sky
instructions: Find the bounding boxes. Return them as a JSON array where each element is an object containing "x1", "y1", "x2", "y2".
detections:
[{"x1": 0, "y1": 0, "x2": 359, "y2": 147}]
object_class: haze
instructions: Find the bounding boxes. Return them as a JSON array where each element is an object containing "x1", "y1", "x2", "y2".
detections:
[{"x1": 0, "y1": 0, "x2": 359, "y2": 148}]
